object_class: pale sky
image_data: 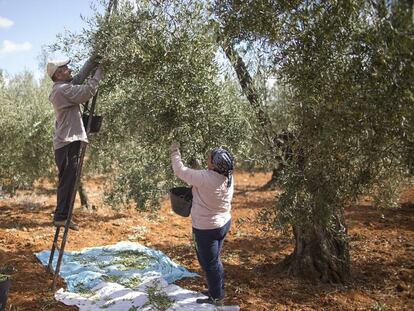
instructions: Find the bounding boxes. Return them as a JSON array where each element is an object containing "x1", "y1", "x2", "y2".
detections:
[{"x1": 0, "y1": 0, "x2": 100, "y2": 79}]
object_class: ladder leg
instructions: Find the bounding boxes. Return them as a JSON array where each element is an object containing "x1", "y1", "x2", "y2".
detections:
[
  {"x1": 47, "y1": 226, "x2": 61, "y2": 273},
  {"x1": 51, "y1": 224, "x2": 70, "y2": 291}
]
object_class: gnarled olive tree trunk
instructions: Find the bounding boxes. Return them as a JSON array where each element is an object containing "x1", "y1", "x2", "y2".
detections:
[
  {"x1": 78, "y1": 180, "x2": 90, "y2": 209},
  {"x1": 283, "y1": 215, "x2": 350, "y2": 283}
]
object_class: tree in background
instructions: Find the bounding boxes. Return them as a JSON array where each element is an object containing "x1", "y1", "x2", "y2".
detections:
[{"x1": 0, "y1": 74, "x2": 55, "y2": 193}]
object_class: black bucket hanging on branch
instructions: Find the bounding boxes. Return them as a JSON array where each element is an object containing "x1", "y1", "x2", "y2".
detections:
[
  {"x1": 82, "y1": 113, "x2": 103, "y2": 133},
  {"x1": 82, "y1": 92, "x2": 103, "y2": 133}
]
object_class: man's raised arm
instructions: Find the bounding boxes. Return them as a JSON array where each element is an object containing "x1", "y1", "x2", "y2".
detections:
[{"x1": 72, "y1": 55, "x2": 100, "y2": 85}]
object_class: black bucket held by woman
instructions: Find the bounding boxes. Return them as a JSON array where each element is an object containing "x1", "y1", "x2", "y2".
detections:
[{"x1": 169, "y1": 187, "x2": 193, "y2": 217}]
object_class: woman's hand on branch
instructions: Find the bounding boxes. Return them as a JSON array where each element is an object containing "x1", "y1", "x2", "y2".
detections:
[{"x1": 170, "y1": 141, "x2": 180, "y2": 154}]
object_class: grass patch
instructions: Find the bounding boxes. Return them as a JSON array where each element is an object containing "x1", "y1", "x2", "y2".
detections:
[
  {"x1": 74, "y1": 282, "x2": 95, "y2": 297},
  {"x1": 112, "y1": 250, "x2": 155, "y2": 270},
  {"x1": 372, "y1": 302, "x2": 388, "y2": 311},
  {"x1": 143, "y1": 284, "x2": 175, "y2": 311},
  {"x1": 72, "y1": 250, "x2": 155, "y2": 271},
  {"x1": 100, "y1": 301, "x2": 115, "y2": 309},
  {"x1": 0, "y1": 264, "x2": 15, "y2": 274},
  {"x1": 72, "y1": 254, "x2": 98, "y2": 266},
  {"x1": 102, "y1": 274, "x2": 122, "y2": 283},
  {"x1": 37, "y1": 298, "x2": 59, "y2": 311},
  {"x1": 102, "y1": 274, "x2": 141, "y2": 288},
  {"x1": 120, "y1": 276, "x2": 142, "y2": 288}
]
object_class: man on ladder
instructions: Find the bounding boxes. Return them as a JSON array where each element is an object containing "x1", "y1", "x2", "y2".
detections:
[{"x1": 46, "y1": 56, "x2": 103, "y2": 231}]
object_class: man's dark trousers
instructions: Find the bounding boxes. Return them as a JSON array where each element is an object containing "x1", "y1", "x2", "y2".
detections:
[
  {"x1": 192, "y1": 219, "x2": 231, "y2": 300},
  {"x1": 54, "y1": 141, "x2": 81, "y2": 221}
]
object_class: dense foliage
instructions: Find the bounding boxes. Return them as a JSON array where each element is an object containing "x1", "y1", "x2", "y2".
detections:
[
  {"x1": 49, "y1": 0, "x2": 262, "y2": 209},
  {"x1": 289, "y1": 0, "x2": 411, "y2": 227},
  {"x1": 0, "y1": 73, "x2": 54, "y2": 193},
  {"x1": 215, "y1": 0, "x2": 414, "y2": 227},
  {"x1": 212, "y1": 0, "x2": 413, "y2": 281}
]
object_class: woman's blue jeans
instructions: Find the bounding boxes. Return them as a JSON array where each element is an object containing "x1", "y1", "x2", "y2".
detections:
[{"x1": 192, "y1": 219, "x2": 231, "y2": 300}]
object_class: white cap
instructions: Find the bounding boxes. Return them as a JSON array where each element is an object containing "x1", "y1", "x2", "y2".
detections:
[{"x1": 46, "y1": 59, "x2": 70, "y2": 79}]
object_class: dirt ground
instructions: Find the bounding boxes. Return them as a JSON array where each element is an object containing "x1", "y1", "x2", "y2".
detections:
[{"x1": 0, "y1": 171, "x2": 413, "y2": 311}]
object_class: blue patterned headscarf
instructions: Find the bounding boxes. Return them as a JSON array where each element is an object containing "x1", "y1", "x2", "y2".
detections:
[{"x1": 211, "y1": 148, "x2": 234, "y2": 187}]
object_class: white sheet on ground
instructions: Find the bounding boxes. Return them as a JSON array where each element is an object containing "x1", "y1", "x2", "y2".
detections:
[{"x1": 36, "y1": 241, "x2": 239, "y2": 311}]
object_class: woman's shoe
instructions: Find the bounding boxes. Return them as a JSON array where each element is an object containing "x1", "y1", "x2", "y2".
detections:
[{"x1": 196, "y1": 297, "x2": 224, "y2": 306}]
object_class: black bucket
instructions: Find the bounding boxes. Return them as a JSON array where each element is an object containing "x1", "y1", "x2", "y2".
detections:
[
  {"x1": 0, "y1": 277, "x2": 11, "y2": 311},
  {"x1": 169, "y1": 187, "x2": 192, "y2": 217},
  {"x1": 82, "y1": 114, "x2": 103, "y2": 133}
]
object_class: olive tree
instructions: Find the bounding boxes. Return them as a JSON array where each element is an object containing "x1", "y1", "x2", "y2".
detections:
[
  {"x1": 213, "y1": 0, "x2": 414, "y2": 282},
  {"x1": 51, "y1": 0, "x2": 256, "y2": 209},
  {"x1": 0, "y1": 73, "x2": 55, "y2": 193}
]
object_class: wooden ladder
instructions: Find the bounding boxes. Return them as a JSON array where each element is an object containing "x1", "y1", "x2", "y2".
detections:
[{"x1": 47, "y1": 93, "x2": 98, "y2": 291}]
